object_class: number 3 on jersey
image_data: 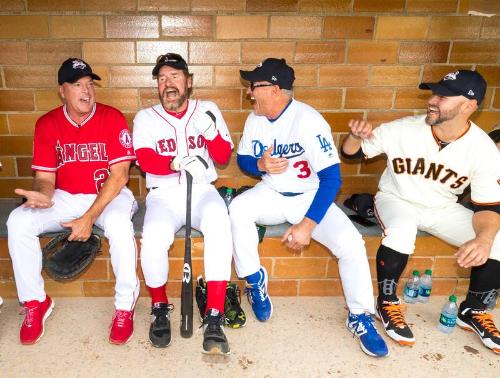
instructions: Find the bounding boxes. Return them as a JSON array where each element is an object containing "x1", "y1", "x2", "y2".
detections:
[{"x1": 293, "y1": 160, "x2": 311, "y2": 178}]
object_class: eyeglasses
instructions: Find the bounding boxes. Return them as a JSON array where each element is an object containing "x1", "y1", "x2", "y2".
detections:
[{"x1": 249, "y1": 82, "x2": 275, "y2": 91}]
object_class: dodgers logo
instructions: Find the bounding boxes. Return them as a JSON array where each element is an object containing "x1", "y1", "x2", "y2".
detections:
[
  {"x1": 252, "y1": 139, "x2": 304, "y2": 159},
  {"x1": 316, "y1": 134, "x2": 332, "y2": 153},
  {"x1": 119, "y1": 129, "x2": 132, "y2": 149},
  {"x1": 72, "y1": 59, "x2": 87, "y2": 70}
]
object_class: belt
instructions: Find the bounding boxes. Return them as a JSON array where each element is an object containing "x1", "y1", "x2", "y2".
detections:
[{"x1": 279, "y1": 192, "x2": 303, "y2": 197}]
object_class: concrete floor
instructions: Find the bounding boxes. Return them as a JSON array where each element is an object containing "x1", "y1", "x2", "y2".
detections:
[{"x1": 0, "y1": 297, "x2": 498, "y2": 378}]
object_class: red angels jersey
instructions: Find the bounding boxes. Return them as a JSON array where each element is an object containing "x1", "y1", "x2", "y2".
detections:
[
  {"x1": 132, "y1": 99, "x2": 233, "y2": 188},
  {"x1": 362, "y1": 115, "x2": 500, "y2": 207},
  {"x1": 32, "y1": 103, "x2": 135, "y2": 194}
]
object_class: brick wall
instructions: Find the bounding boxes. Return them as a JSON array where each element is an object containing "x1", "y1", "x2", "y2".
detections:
[{"x1": 0, "y1": 0, "x2": 499, "y2": 201}]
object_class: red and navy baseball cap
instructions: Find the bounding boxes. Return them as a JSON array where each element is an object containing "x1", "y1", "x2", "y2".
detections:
[
  {"x1": 419, "y1": 70, "x2": 487, "y2": 105},
  {"x1": 152, "y1": 53, "x2": 189, "y2": 76},
  {"x1": 58, "y1": 58, "x2": 101, "y2": 85},
  {"x1": 240, "y1": 58, "x2": 295, "y2": 90}
]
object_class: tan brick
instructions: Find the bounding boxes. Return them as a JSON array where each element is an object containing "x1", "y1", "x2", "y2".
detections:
[
  {"x1": 92, "y1": 66, "x2": 109, "y2": 88},
  {"x1": 260, "y1": 238, "x2": 296, "y2": 258},
  {"x1": 0, "y1": 0, "x2": 25, "y2": 11},
  {"x1": 110, "y1": 66, "x2": 155, "y2": 88},
  {"x1": 139, "y1": 88, "x2": 159, "y2": 109},
  {"x1": 323, "y1": 112, "x2": 364, "y2": 133},
  {"x1": 214, "y1": 66, "x2": 241, "y2": 87},
  {"x1": 323, "y1": 16, "x2": 374, "y2": 39},
  {"x1": 337, "y1": 176, "x2": 379, "y2": 196},
  {"x1": 274, "y1": 257, "x2": 328, "y2": 278},
  {"x1": 191, "y1": 0, "x2": 245, "y2": 11},
  {"x1": 293, "y1": 65, "x2": 318, "y2": 87},
  {"x1": 247, "y1": 0, "x2": 298, "y2": 11},
  {"x1": 51, "y1": 16, "x2": 104, "y2": 39},
  {"x1": 429, "y1": 16, "x2": 482, "y2": 40},
  {"x1": 451, "y1": 42, "x2": 499, "y2": 63},
  {"x1": 0, "y1": 90, "x2": 34, "y2": 112},
  {"x1": 216, "y1": 16, "x2": 268, "y2": 40},
  {"x1": 189, "y1": 66, "x2": 213, "y2": 88},
  {"x1": 470, "y1": 111, "x2": 500, "y2": 131},
  {"x1": 494, "y1": 90, "x2": 500, "y2": 109},
  {"x1": 401, "y1": 257, "x2": 434, "y2": 278},
  {"x1": 92, "y1": 89, "x2": 138, "y2": 111},
  {"x1": 189, "y1": 42, "x2": 240, "y2": 64},
  {"x1": 376, "y1": 17, "x2": 429, "y2": 40},
  {"x1": 347, "y1": 41, "x2": 398, "y2": 64},
  {"x1": 77, "y1": 259, "x2": 109, "y2": 280},
  {"x1": 221, "y1": 111, "x2": 248, "y2": 133},
  {"x1": 4, "y1": 66, "x2": 56, "y2": 89},
  {"x1": 394, "y1": 89, "x2": 429, "y2": 109},
  {"x1": 194, "y1": 88, "x2": 241, "y2": 110},
  {"x1": 399, "y1": 42, "x2": 450, "y2": 64},
  {"x1": 35, "y1": 90, "x2": 62, "y2": 111},
  {"x1": 83, "y1": 281, "x2": 113, "y2": 296},
  {"x1": 136, "y1": 42, "x2": 188, "y2": 64},
  {"x1": 268, "y1": 280, "x2": 299, "y2": 296},
  {"x1": 161, "y1": 15, "x2": 212, "y2": 39},
  {"x1": 459, "y1": 0, "x2": 500, "y2": 14},
  {"x1": 0, "y1": 158, "x2": 16, "y2": 178},
  {"x1": 29, "y1": 42, "x2": 81, "y2": 65},
  {"x1": 0, "y1": 136, "x2": 33, "y2": 155},
  {"x1": 45, "y1": 280, "x2": 84, "y2": 297},
  {"x1": 7, "y1": 114, "x2": 41, "y2": 135},
  {"x1": 241, "y1": 42, "x2": 294, "y2": 64},
  {"x1": 0, "y1": 115, "x2": 8, "y2": 134},
  {"x1": 406, "y1": 0, "x2": 458, "y2": 12},
  {"x1": 294, "y1": 88, "x2": 342, "y2": 110},
  {"x1": 138, "y1": 0, "x2": 190, "y2": 11},
  {"x1": 359, "y1": 155, "x2": 387, "y2": 174},
  {"x1": 299, "y1": 0, "x2": 351, "y2": 12},
  {"x1": 302, "y1": 241, "x2": 331, "y2": 257},
  {"x1": 0, "y1": 42, "x2": 28, "y2": 65},
  {"x1": 433, "y1": 257, "x2": 470, "y2": 278},
  {"x1": 481, "y1": 16, "x2": 500, "y2": 39},
  {"x1": 83, "y1": 42, "x2": 135, "y2": 64},
  {"x1": 421, "y1": 65, "x2": 472, "y2": 82},
  {"x1": 0, "y1": 239, "x2": 9, "y2": 258},
  {"x1": 16, "y1": 157, "x2": 33, "y2": 177},
  {"x1": 326, "y1": 259, "x2": 339, "y2": 278},
  {"x1": 319, "y1": 66, "x2": 368, "y2": 87},
  {"x1": 270, "y1": 16, "x2": 322, "y2": 39},
  {"x1": 432, "y1": 279, "x2": 458, "y2": 295},
  {"x1": 299, "y1": 279, "x2": 343, "y2": 296},
  {"x1": 477, "y1": 66, "x2": 500, "y2": 87},
  {"x1": 295, "y1": 42, "x2": 345, "y2": 64},
  {"x1": 370, "y1": 66, "x2": 421, "y2": 87},
  {"x1": 106, "y1": 16, "x2": 158, "y2": 39},
  {"x1": 28, "y1": 0, "x2": 81, "y2": 11},
  {"x1": 83, "y1": 0, "x2": 137, "y2": 11},
  {"x1": 345, "y1": 88, "x2": 393, "y2": 110},
  {"x1": 0, "y1": 16, "x2": 49, "y2": 39},
  {"x1": 353, "y1": 0, "x2": 404, "y2": 11}
]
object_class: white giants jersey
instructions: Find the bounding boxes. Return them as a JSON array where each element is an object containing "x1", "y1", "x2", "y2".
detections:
[
  {"x1": 133, "y1": 100, "x2": 233, "y2": 188},
  {"x1": 238, "y1": 99, "x2": 339, "y2": 193},
  {"x1": 362, "y1": 115, "x2": 500, "y2": 207}
]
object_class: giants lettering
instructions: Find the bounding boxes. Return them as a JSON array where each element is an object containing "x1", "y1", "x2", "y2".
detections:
[
  {"x1": 392, "y1": 158, "x2": 468, "y2": 189},
  {"x1": 157, "y1": 138, "x2": 176, "y2": 153},
  {"x1": 57, "y1": 142, "x2": 108, "y2": 165}
]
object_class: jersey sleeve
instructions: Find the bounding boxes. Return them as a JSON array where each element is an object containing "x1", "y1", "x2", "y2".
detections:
[
  {"x1": 106, "y1": 108, "x2": 135, "y2": 166},
  {"x1": 469, "y1": 143, "x2": 500, "y2": 206},
  {"x1": 302, "y1": 115, "x2": 339, "y2": 173},
  {"x1": 198, "y1": 101, "x2": 234, "y2": 149},
  {"x1": 361, "y1": 123, "x2": 388, "y2": 158},
  {"x1": 237, "y1": 114, "x2": 257, "y2": 157},
  {"x1": 31, "y1": 115, "x2": 58, "y2": 172}
]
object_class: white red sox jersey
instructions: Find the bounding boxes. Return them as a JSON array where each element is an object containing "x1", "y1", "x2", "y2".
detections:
[
  {"x1": 361, "y1": 115, "x2": 500, "y2": 208},
  {"x1": 132, "y1": 99, "x2": 233, "y2": 187},
  {"x1": 32, "y1": 103, "x2": 135, "y2": 194},
  {"x1": 238, "y1": 99, "x2": 339, "y2": 193}
]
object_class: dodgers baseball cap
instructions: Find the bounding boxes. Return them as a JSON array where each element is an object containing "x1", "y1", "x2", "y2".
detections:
[
  {"x1": 240, "y1": 58, "x2": 295, "y2": 90},
  {"x1": 58, "y1": 58, "x2": 101, "y2": 85},
  {"x1": 152, "y1": 53, "x2": 189, "y2": 76},
  {"x1": 419, "y1": 69, "x2": 487, "y2": 105}
]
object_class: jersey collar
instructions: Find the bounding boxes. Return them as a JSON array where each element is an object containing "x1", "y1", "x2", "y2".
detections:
[
  {"x1": 431, "y1": 120, "x2": 471, "y2": 150},
  {"x1": 63, "y1": 103, "x2": 96, "y2": 128}
]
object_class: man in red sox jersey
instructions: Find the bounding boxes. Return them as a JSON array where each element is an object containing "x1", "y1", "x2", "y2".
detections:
[
  {"x1": 342, "y1": 70, "x2": 500, "y2": 354},
  {"x1": 7, "y1": 58, "x2": 139, "y2": 345},
  {"x1": 132, "y1": 53, "x2": 234, "y2": 354}
]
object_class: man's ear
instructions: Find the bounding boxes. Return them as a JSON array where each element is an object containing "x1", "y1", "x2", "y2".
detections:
[
  {"x1": 58, "y1": 85, "x2": 65, "y2": 99},
  {"x1": 462, "y1": 98, "x2": 478, "y2": 114}
]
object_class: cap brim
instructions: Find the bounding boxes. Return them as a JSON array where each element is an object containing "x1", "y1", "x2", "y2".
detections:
[
  {"x1": 488, "y1": 129, "x2": 500, "y2": 143},
  {"x1": 418, "y1": 82, "x2": 460, "y2": 97},
  {"x1": 152, "y1": 62, "x2": 188, "y2": 77},
  {"x1": 240, "y1": 69, "x2": 266, "y2": 83},
  {"x1": 64, "y1": 72, "x2": 101, "y2": 84}
]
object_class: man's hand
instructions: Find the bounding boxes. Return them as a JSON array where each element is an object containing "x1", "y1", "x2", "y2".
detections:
[
  {"x1": 348, "y1": 119, "x2": 374, "y2": 140},
  {"x1": 257, "y1": 146, "x2": 288, "y2": 174},
  {"x1": 455, "y1": 237, "x2": 492, "y2": 268},
  {"x1": 61, "y1": 214, "x2": 94, "y2": 242},
  {"x1": 15, "y1": 188, "x2": 54, "y2": 209},
  {"x1": 282, "y1": 218, "x2": 317, "y2": 251},
  {"x1": 191, "y1": 110, "x2": 218, "y2": 141},
  {"x1": 172, "y1": 155, "x2": 209, "y2": 179}
]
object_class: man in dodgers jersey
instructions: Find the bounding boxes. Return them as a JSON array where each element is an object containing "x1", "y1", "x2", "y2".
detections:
[
  {"x1": 230, "y1": 58, "x2": 388, "y2": 357},
  {"x1": 7, "y1": 58, "x2": 139, "y2": 345},
  {"x1": 132, "y1": 53, "x2": 234, "y2": 354},
  {"x1": 341, "y1": 70, "x2": 500, "y2": 354}
]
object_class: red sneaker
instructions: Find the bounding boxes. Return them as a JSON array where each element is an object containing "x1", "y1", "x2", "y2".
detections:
[
  {"x1": 20, "y1": 295, "x2": 54, "y2": 345},
  {"x1": 109, "y1": 309, "x2": 134, "y2": 345}
]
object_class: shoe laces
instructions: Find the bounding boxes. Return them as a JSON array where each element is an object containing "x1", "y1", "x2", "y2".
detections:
[
  {"x1": 114, "y1": 310, "x2": 131, "y2": 328},
  {"x1": 202, "y1": 311, "x2": 224, "y2": 333},
  {"x1": 472, "y1": 311, "x2": 500, "y2": 337},
  {"x1": 382, "y1": 302, "x2": 407, "y2": 329},
  {"x1": 246, "y1": 280, "x2": 267, "y2": 304},
  {"x1": 351, "y1": 313, "x2": 376, "y2": 336},
  {"x1": 23, "y1": 301, "x2": 40, "y2": 326},
  {"x1": 152, "y1": 304, "x2": 174, "y2": 326}
]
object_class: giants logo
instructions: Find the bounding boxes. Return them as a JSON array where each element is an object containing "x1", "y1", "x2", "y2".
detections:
[{"x1": 56, "y1": 141, "x2": 108, "y2": 165}]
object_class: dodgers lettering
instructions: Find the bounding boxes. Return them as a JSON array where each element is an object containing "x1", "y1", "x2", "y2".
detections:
[{"x1": 252, "y1": 139, "x2": 305, "y2": 159}]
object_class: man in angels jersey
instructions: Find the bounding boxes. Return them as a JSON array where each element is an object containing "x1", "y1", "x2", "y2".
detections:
[
  {"x1": 341, "y1": 70, "x2": 500, "y2": 354},
  {"x1": 7, "y1": 58, "x2": 139, "y2": 345},
  {"x1": 132, "y1": 53, "x2": 234, "y2": 354},
  {"x1": 230, "y1": 58, "x2": 388, "y2": 357}
]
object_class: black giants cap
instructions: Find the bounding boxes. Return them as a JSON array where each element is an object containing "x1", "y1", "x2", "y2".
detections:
[
  {"x1": 152, "y1": 53, "x2": 189, "y2": 76},
  {"x1": 419, "y1": 70, "x2": 487, "y2": 105},
  {"x1": 240, "y1": 58, "x2": 295, "y2": 90},
  {"x1": 58, "y1": 58, "x2": 101, "y2": 85}
]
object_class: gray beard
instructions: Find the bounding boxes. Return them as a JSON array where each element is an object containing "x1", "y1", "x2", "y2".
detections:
[{"x1": 160, "y1": 91, "x2": 188, "y2": 112}]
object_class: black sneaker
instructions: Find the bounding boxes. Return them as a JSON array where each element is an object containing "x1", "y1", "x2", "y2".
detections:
[
  {"x1": 149, "y1": 303, "x2": 174, "y2": 348},
  {"x1": 202, "y1": 309, "x2": 230, "y2": 355},
  {"x1": 376, "y1": 299, "x2": 415, "y2": 346},
  {"x1": 224, "y1": 282, "x2": 247, "y2": 329},
  {"x1": 195, "y1": 276, "x2": 207, "y2": 322},
  {"x1": 457, "y1": 302, "x2": 500, "y2": 354}
]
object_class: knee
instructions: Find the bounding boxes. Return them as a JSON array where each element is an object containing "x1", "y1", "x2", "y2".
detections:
[{"x1": 7, "y1": 207, "x2": 35, "y2": 234}]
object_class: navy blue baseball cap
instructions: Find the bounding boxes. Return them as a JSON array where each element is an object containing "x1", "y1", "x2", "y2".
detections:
[
  {"x1": 152, "y1": 53, "x2": 189, "y2": 76},
  {"x1": 240, "y1": 58, "x2": 295, "y2": 90},
  {"x1": 419, "y1": 70, "x2": 487, "y2": 105},
  {"x1": 58, "y1": 58, "x2": 101, "y2": 85}
]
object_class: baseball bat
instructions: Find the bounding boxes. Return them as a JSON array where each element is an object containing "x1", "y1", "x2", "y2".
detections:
[{"x1": 180, "y1": 171, "x2": 194, "y2": 338}]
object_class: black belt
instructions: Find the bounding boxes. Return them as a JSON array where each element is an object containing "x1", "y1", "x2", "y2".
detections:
[{"x1": 279, "y1": 192, "x2": 303, "y2": 197}]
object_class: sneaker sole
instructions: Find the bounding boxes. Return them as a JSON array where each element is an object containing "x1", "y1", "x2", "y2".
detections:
[
  {"x1": 254, "y1": 266, "x2": 273, "y2": 322},
  {"x1": 345, "y1": 319, "x2": 389, "y2": 358},
  {"x1": 21, "y1": 298, "x2": 55, "y2": 345},
  {"x1": 456, "y1": 317, "x2": 500, "y2": 354},
  {"x1": 109, "y1": 313, "x2": 135, "y2": 345},
  {"x1": 202, "y1": 344, "x2": 231, "y2": 356},
  {"x1": 375, "y1": 308, "x2": 415, "y2": 346},
  {"x1": 150, "y1": 337, "x2": 172, "y2": 348}
]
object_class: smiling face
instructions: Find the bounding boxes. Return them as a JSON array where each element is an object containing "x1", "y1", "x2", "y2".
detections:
[
  {"x1": 157, "y1": 65, "x2": 192, "y2": 113},
  {"x1": 59, "y1": 76, "x2": 96, "y2": 123},
  {"x1": 246, "y1": 81, "x2": 277, "y2": 117},
  {"x1": 425, "y1": 94, "x2": 470, "y2": 126}
]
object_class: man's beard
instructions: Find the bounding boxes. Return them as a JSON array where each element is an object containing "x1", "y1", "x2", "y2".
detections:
[
  {"x1": 425, "y1": 105, "x2": 460, "y2": 126},
  {"x1": 159, "y1": 88, "x2": 188, "y2": 112}
]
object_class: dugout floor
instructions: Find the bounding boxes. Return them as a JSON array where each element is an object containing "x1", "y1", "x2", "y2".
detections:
[{"x1": 0, "y1": 297, "x2": 498, "y2": 377}]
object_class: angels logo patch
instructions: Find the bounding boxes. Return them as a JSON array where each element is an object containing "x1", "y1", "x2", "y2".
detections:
[{"x1": 119, "y1": 129, "x2": 132, "y2": 148}]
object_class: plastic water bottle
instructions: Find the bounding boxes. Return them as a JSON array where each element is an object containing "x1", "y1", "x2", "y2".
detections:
[
  {"x1": 438, "y1": 295, "x2": 458, "y2": 334},
  {"x1": 418, "y1": 269, "x2": 432, "y2": 303},
  {"x1": 404, "y1": 270, "x2": 420, "y2": 304},
  {"x1": 223, "y1": 188, "x2": 233, "y2": 207}
]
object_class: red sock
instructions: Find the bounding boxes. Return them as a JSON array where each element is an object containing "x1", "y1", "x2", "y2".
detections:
[
  {"x1": 147, "y1": 284, "x2": 168, "y2": 305},
  {"x1": 206, "y1": 280, "x2": 227, "y2": 315}
]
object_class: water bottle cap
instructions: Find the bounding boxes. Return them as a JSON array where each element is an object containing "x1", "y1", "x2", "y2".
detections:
[
  {"x1": 449, "y1": 295, "x2": 457, "y2": 302},
  {"x1": 412, "y1": 270, "x2": 420, "y2": 276},
  {"x1": 425, "y1": 269, "x2": 432, "y2": 275},
  {"x1": 227, "y1": 188, "x2": 233, "y2": 194}
]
